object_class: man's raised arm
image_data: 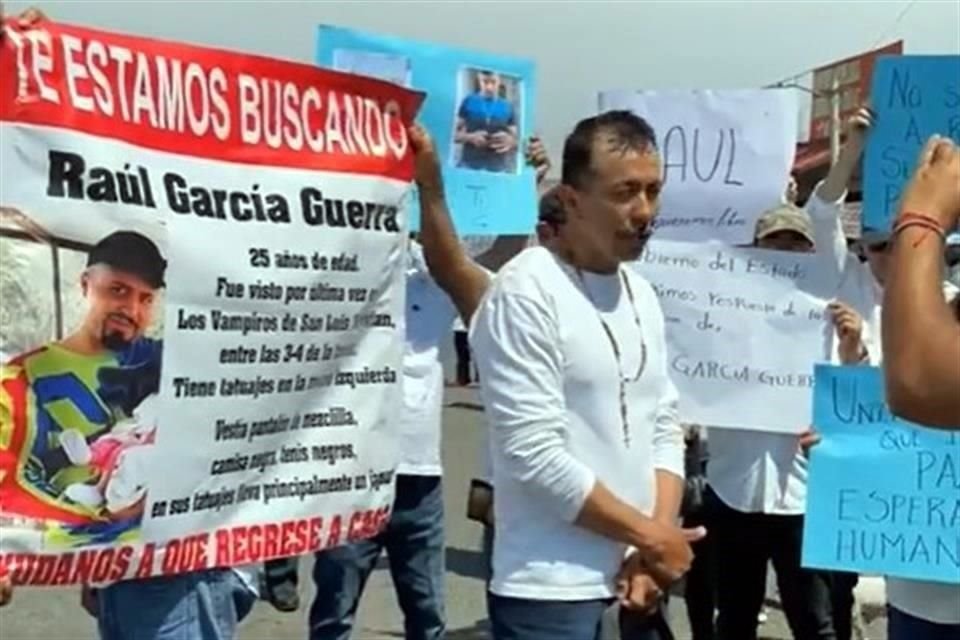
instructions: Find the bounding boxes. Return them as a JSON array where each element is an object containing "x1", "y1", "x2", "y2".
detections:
[
  {"x1": 808, "y1": 108, "x2": 873, "y2": 280},
  {"x1": 882, "y1": 136, "x2": 960, "y2": 428},
  {"x1": 409, "y1": 125, "x2": 550, "y2": 324}
]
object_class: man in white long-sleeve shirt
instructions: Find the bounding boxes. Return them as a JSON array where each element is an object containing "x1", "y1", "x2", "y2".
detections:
[
  {"x1": 706, "y1": 111, "x2": 875, "y2": 640},
  {"x1": 471, "y1": 110, "x2": 700, "y2": 640}
]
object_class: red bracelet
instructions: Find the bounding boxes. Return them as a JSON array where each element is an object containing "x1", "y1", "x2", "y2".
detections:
[
  {"x1": 893, "y1": 220, "x2": 946, "y2": 248},
  {"x1": 894, "y1": 218, "x2": 945, "y2": 236},
  {"x1": 892, "y1": 212, "x2": 946, "y2": 247},
  {"x1": 895, "y1": 211, "x2": 947, "y2": 232}
]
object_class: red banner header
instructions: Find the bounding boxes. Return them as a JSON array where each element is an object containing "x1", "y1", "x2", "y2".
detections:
[{"x1": 0, "y1": 19, "x2": 424, "y2": 179}]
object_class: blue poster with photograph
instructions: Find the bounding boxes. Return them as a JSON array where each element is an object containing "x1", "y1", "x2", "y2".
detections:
[
  {"x1": 802, "y1": 365, "x2": 960, "y2": 584},
  {"x1": 317, "y1": 25, "x2": 537, "y2": 235},
  {"x1": 863, "y1": 55, "x2": 960, "y2": 233}
]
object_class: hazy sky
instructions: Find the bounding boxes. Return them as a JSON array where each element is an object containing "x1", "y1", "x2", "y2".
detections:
[{"x1": 7, "y1": 0, "x2": 960, "y2": 160}]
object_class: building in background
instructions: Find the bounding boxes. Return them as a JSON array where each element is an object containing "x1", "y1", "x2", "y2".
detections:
[{"x1": 792, "y1": 41, "x2": 904, "y2": 230}]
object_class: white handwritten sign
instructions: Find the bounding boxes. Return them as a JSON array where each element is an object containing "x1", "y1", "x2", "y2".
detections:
[
  {"x1": 632, "y1": 239, "x2": 873, "y2": 433},
  {"x1": 599, "y1": 90, "x2": 797, "y2": 245}
]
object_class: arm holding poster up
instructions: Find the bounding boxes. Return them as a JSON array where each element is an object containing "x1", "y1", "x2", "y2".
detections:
[
  {"x1": 817, "y1": 108, "x2": 873, "y2": 204},
  {"x1": 800, "y1": 301, "x2": 869, "y2": 457},
  {"x1": 808, "y1": 109, "x2": 873, "y2": 280},
  {"x1": 411, "y1": 124, "x2": 490, "y2": 324},
  {"x1": 411, "y1": 125, "x2": 550, "y2": 325},
  {"x1": 883, "y1": 135, "x2": 960, "y2": 428}
]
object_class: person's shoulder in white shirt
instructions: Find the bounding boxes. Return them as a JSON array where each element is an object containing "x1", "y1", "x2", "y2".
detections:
[{"x1": 484, "y1": 245, "x2": 558, "y2": 300}]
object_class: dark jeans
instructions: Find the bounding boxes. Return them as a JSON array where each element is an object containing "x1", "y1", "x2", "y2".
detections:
[
  {"x1": 309, "y1": 474, "x2": 445, "y2": 640},
  {"x1": 683, "y1": 507, "x2": 717, "y2": 640},
  {"x1": 454, "y1": 330, "x2": 472, "y2": 385},
  {"x1": 824, "y1": 572, "x2": 858, "y2": 640},
  {"x1": 488, "y1": 594, "x2": 671, "y2": 640},
  {"x1": 888, "y1": 606, "x2": 960, "y2": 640},
  {"x1": 707, "y1": 486, "x2": 842, "y2": 640}
]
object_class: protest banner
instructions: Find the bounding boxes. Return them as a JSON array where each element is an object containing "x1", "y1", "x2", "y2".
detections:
[
  {"x1": 631, "y1": 239, "x2": 873, "y2": 433},
  {"x1": 0, "y1": 19, "x2": 422, "y2": 586},
  {"x1": 598, "y1": 90, "x2": 797, "y2": 245},
  {"x1": 803, "y1": 365, "x2": 959, "y2": 584},
  {"x1": 864, "y1": 55, "x2": 960, "y2": 233},
  {"x1": 317, "y1": 25, "x2": 537, "y2": 235}
]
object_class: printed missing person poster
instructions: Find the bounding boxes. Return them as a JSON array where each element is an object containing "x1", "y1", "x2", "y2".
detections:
[{"x1": 0, "y1": 19, "x2": 422, "y2": 586}]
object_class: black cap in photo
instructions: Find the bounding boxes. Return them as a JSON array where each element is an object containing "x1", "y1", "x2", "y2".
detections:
[{"x1": 86, "y1": 231, "x2": 167, "y2": 289}]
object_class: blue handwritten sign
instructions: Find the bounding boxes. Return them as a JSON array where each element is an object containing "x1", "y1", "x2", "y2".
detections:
[
  {"x1": 863, "y1": 55, "x2": 960, "y2": 233},
  {"x1": 802, "y1": 365, "x2": 960, "y2": 584},
  {"x1": 317, "y1": 26, "x2": 537, "y2": 235}
]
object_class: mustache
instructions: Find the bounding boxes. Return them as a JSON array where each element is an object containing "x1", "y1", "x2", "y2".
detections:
[
  {"x1": 104, "y1": 312, "x2": 138, "y2": 331},
  {"x1": 621, "y1": 225, "x2": 654, "y2": 243}
]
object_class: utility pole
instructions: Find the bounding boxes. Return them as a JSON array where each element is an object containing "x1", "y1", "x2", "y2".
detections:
[{"x1": 829, "y1": 75, "x2": 841, "y2": 165}]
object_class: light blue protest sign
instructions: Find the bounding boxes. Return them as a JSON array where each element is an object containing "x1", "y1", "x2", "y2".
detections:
[
  {"x1": 863, "y1": 55, "x2": 960, "y2": 233},
  {"x1": 802, "y1": 365, "x2": 960, "y2": 584},
  {"x1": 317, "y1": 26, "x2": 537, "y2": 235}
]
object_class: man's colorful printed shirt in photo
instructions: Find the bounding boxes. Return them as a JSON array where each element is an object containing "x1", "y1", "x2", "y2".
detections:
[{"x1": 0, "y1": 339, "x2": 161, "y2": 524}]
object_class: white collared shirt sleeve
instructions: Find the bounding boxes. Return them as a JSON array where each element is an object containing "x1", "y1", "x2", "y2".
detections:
[{"x1": 471, "y1": 289, "x2": 596, "y2": 523}]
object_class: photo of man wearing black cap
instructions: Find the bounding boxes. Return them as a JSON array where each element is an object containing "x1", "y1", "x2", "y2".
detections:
[{"x1": 0, "y1": 229, "x2": 167, "y2": 536}]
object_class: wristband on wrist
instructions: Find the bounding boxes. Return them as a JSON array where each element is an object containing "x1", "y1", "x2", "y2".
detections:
[{"x1": 892, "y1": 212, "x2": 946, "y2": 247}]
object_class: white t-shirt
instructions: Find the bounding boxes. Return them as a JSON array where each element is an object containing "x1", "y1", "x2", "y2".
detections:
[
  {"x1": 867, "y1": 281, "x2": 960, "y2": 625},
  {"x1": 470, "y1": 247, "x2": 685, "y2": 601},
  {"x1": 396, "y1": 243, "x2": 458, "y2": 476},
  {"x1": 707, "y1": 186, "x2": 874, "y2": 514}
]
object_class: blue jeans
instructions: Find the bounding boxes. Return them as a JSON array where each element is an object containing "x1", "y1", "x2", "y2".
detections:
[
  {"x1": 309, "y1": 474, "x2": 445, "y2": 640},
  {"x1": 489, "y1": 595, "x2": 670, "y2": 640},
  {"x1": 888, "y1": 606, "x2": 960, "y2": 640},
  {"x1": 97, "y1": 569, "x2": 256, "y2": 640}
]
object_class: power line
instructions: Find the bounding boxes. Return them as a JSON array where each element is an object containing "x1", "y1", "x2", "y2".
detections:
[
  {"x1": 870, "y1": 0, "x2": 918, "y2": 51},
  {"x1": 766, "y1": 0, "x2": 917, "y2": 89}
]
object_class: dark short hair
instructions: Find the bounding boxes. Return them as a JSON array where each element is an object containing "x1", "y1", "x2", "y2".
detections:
[
  {"x1": 87, "y1": 231, "x2": 167, "y2": 289},
  {"x1": 561, "y1": 110, "x2": 657, "y2": 189},
  {"x1": 538, "y1": 188, "x2": 566, "y2": 227}
]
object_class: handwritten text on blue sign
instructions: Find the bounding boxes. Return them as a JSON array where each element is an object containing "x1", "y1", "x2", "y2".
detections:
[
  {"x1": 864, "y1": 55, "x2": 960, "y2": 232},
  {"x1": 802, "y1": 365, "x2": 959, "y2": 584}
]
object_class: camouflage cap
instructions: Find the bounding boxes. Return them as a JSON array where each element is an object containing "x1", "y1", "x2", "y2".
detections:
[{"x1": 754, "y1": 203, "x2": 814, "y2": 245}]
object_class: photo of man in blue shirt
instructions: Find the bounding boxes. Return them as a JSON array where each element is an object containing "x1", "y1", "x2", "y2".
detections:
[{"x1": 453, "y1": 69, "x2": 519, "y2": 173}]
